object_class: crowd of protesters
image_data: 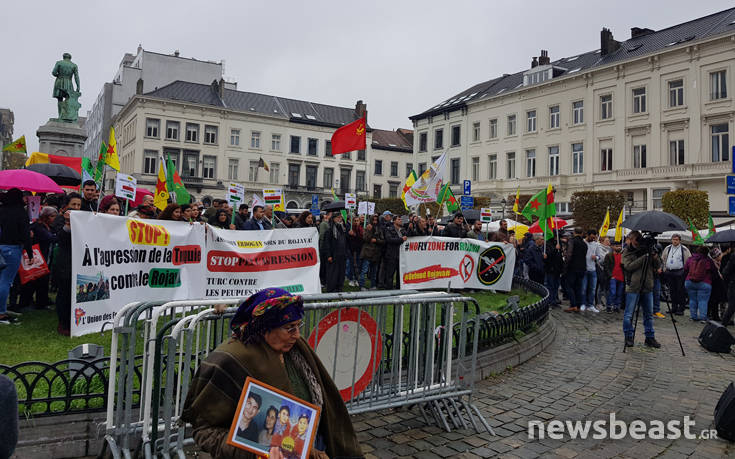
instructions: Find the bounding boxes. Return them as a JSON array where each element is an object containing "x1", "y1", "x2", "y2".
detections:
[{"x1": 1, "y1": 181, "x2": 734, "y2": 341}]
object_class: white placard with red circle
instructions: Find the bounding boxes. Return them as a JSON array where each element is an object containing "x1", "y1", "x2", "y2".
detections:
[{"x1": 307, "y1": 308, "x2": 382, "y2": 401}]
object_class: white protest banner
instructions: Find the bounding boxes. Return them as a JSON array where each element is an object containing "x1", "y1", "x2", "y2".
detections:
[
  {"x1": 114, "y1": 173, "x2": 137, "y2": 201},
  {"x1": 27, "y1": 195, "x2": 41, "y2": 221},
  {"x1": 227, "y1": 182, "x2": 246, "y2": 208},
  {"x1": 480, "y1": 208, "x2": 493, "y2": 223},
  {"x1": 71, "y1": 212, "x2": 206, "y2": 336},
  {"x1": 263, "y1": 188, "x2": 285, "y2": 212},
  {"x1": 367, "y1": 202, "x2": 375, "y2": 215},
  {"x1": 357, "y1": 201, "x2": 367, "y2": 215},
  {"x1": 345, "y1": 193, "x2": 356, "y2": 209},
  {"x1": 205, "y1": 226, "x2": 321, "y2": 297},
  {"x1": 400, "y1": 236, "x2": 515, "y2": 291}
]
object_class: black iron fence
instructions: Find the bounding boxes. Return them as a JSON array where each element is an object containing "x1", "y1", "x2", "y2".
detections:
[{"x1": 1, "y1": 277, "x2": 549, "y2": 418}]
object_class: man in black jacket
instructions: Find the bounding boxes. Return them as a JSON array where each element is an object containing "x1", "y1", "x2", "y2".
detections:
[
  {"x1": 442, "y1": 212, "x2": 467, "y2": 238},
  {"x1": 544, "y1": 238, "x2": 564, "y2": 308},
  {"x1": 0, "y1": 189, "x2": 34, "y2": 324},
  {"x1": 322, "y1": 213, "x2": 348, "y2": 292},
  {"x1": 564, "y1": 227, "x2": 588, "y2": 313},
  {"x1": 80, "y1": 180, "x2": 98, "y2": 212},
  {"x1": 380, "y1": 215, "x2": 407, "y2": 289}
]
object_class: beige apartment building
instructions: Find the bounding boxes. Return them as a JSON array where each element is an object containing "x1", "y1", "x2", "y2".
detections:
[
  {"x1": 114, "y1": 79, "x2": 375, "y2": 209},
  {"x1": 410, "y1": 8, "x2": 735, "y2": 214}
]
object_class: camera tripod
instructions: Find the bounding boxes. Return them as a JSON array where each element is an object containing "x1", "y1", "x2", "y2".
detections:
[{"x1": 622, "y1": 248, "x2": 686, "y2": 356}]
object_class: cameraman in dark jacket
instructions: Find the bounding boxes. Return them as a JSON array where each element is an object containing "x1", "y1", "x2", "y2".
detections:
[
  {"x1": 621, "y1": 230, "x2": 661, "y2": 348},
  {"x1": 563, "y1": 227, "x2": 587, "y2": 312},
  {"x1": 442, "y1": 212, "x2": 467, "y2": 238},
  {"x1": 380, "y1": 215, "x2": 407, "y2": 289}
]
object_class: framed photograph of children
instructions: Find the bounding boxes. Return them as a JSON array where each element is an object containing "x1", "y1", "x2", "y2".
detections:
[{"x1": 227, "y1": 376, "x2": 321, "y2": 459}]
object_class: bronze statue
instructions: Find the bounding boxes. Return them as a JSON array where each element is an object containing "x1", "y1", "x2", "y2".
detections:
[{"x1": 52, "y1": 53, "x2": 81, "y2": 122}]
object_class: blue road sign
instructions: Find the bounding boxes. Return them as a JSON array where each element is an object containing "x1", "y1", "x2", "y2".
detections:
[
  {"x1": 460, "y1": 195, "x2": 474, "y2": 210},
  {"x1": 728, "y1": 176, "x2": 735, "y2": 195},
  {"x1": 732, "y1": 147, "x2": 735, "y2": 173},
  {"x1": 312, "y1": 194, "x2": 319, "y2": 206},
  {"x1": 730, "y1": 197, "x2": 735, "y2": 216},
  {"x1": 310, "y1": 206, "x2": 320, "y2": 216},
  {"x1": 463, "y1": 180, "x2": 471, "y2": 196}
]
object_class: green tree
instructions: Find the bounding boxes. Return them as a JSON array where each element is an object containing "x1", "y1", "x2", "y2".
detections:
[
  {"x1": 661, "y1": 189, "x2": 709, "y2": 229},
  {"x1": 570, "y1": 191, "x2": 625, "y2": 231}
]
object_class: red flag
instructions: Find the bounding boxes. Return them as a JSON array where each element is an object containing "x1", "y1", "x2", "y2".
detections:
[{"x1": 331, "y1": 117, "x2": 366, "y2": 156}]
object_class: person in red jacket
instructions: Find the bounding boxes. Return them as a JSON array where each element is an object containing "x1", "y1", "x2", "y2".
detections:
[{"x1": 603, "y1": 241, "x2": 624, "y2": 313}]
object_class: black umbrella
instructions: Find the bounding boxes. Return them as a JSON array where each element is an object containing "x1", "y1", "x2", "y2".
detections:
[
  {"x1": 323, "y1": 200, "x2": 346, "y2": 211},
  {"x1": 706, "y1": 229, "x2": 735, "y2": 243},
  {"x1": 26, "y1": 163, "x2": 81, "y2": 186},
  {"x1": 460, "y1": 208, "x2": 480, "y2": 222},
  {"x1": 621, "y1": 211, "x2": 686, "y2": 233}
]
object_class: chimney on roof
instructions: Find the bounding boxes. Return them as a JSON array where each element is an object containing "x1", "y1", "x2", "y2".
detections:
[
  {"x1": 600, "y1": 27, "x2": 621, "y2": 56},
  {"x1": 218, "y1": 78, "x2": 225, "y2": 99},
  {"x1": 531, "y1": 56, "x2": 538, "y2": 68},
  {"x1": 538, "y1": 50, "x2": 550, "y2": 66},
  {"x1": 174, "y1": 49, "x2": 180, "y2": 57},
  {"x1": 355, "y1": 100, "x2": 367, "y2": 119},
  {"x1": 136, "y1": 78, "x2": 144, "y2": 95},
  {"x1": 630, "y1": 27, "x2": 655, "y2": 39}
]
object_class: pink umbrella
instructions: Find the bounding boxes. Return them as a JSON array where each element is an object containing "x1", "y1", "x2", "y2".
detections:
[{"x1": 0, "y1": 169, "x2": 64, "y2": 194}]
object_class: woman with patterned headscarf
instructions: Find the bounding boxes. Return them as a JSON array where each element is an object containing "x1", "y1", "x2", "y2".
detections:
[{"x1": 182, "y1": 288, "x2": 363, "y2": 459}]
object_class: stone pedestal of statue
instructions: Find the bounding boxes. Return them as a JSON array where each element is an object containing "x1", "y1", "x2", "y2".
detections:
[{"x1": 36, "y1": 118, "x2": 87, "y2": 157}]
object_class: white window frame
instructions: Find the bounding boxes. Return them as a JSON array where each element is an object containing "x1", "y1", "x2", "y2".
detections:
[
  {"x1": 526, "y1": 110, "x2": 537, "y2": 133},
  {"x1": 549, "y1": 106, "x2": 559, "y2": 129},
  {"x1": 600, "y1": 94, "x2": 612, "y2": 120},
  {"x1": 165, "y1": 121, "x2": 179, "y2": 140},
  {"x1": 710, "y1": 70, "x2": 727, "y2": 101},
  {"x1": 525, "y1": 149, "x2": 536, "y2": 177},
  {"x1": 143, "y1": 150, "x2": 157, "y2": 174},
  {"x1": 488, "y1": 154, "x2": 497, "y2": 179},
  {"x1": 506, "y1": 152, "x2": 516, "y2": 179},
  {"x1": 250, "y1": 131, "x2": 261, "y2": 149},
  {"x1": 249, "y1": 160, "x2": 259, "y2": 182},
  {"x1": 271, "y1": 134, "x2": 281, "y2": 151},
  {"x1": 228, "y1": 158, "x2": 238, "y2": 180},
  {"x1": 600, "y1": 148, "x2": 613, "y2": 171},
  {"x1": 711, "y1": 124, "x2": 730, "y2": 162},
  {"x1": 669, "y1": 140, "x2": 684, "y2": 165},
  {"x1": 548, "y1": 146, "x2": 559, "y2": 176},
  {"x1": 185, "y1": 123, "x2": 199, "y2": 142},
  {"x1": 269, "y1": 162, "x2": 280, "y2": 184},
  {"x1": 489, "y1": 119, "x2": 498, "y2": 139},
  {"x1": 202, "y1": 156, "x2": 216, "y2": 179},
  {"x1": 204, "y1": 125, "x2": 217, "y2": 144},
  {"x1": 572, "y1": 101, "x2": 584, "y2": 125},
  {"x1": 230, "y1": 129, "x2": 240, "y2": 146},
  {"x1": 146, "y1": 118, "x2": 160, "y2": 138},
  {"x1": 472, "y1": 122, "x2": 480, "y2": 142},
  {"x1": 507, "y1": 115, "x2": 516, "y2": 136},
  {"x1": 668, "y1": 79, "x2": 684, "y2": 107},
  {"x1": 632, "y1": 87, "x2": 647, "y2": 114},
  {"x1": 471, "y1": 157, "x2": 479, "y2": 181},
  {"x1": 633, "y1": 144, "x2": 647, "y2": 168},
  {"x1": 572, "y1": 143, "x2": 584, "y2": 174}
]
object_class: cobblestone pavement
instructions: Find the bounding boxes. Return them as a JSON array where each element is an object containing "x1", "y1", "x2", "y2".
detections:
[{"x1": 352, "y1": 309, "x2": 735, "y2": 458}]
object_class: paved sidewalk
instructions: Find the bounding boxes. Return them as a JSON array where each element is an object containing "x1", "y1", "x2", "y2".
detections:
[{"x1": 353, "y1": 310, "x2": 735, "y2": 458}]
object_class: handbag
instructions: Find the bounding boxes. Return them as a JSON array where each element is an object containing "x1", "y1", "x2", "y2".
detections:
[{"x1": 18, "y1": 244, "x2": 50, "y2": 284}]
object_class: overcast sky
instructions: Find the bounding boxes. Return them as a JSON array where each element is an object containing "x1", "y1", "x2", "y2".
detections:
[{"x1": 3, "y1": 0, "x2": 734, "y2": 153}]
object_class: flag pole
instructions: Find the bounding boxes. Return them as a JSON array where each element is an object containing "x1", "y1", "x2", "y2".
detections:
[{"x1": 124, "y1": 198, "x2": 129, "y2": 216}]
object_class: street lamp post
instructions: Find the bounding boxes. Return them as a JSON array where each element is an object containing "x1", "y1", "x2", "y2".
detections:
[
  {"x1": 628, "y1": 197, "x2": 635, "y2": 218},
  {"x1": 501, "y1": 198, "x2": 507, "y2": 220}
]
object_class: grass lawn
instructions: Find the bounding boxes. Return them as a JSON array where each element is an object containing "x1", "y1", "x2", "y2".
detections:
[{"x1": 0, "y1": 287, "x2": 539, "y2": 366}]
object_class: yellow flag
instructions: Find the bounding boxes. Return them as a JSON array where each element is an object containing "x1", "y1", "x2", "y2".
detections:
[
  {"x1": 512, "y1": 186, "x2": 520, "y2": 213},
  {"x1": 3, "y1": 135, "x2": 26, "y2": 153},
  {"x1": 154, "y1": 159, "x2": 169, "y2": 211},
  {"x1": 401, "y1": 170, "x2": 417, "y2": 210},
  {"x1": 599, "y1": 209, "x2": 611, "y2": 236},
  {"x1": 614, "y1": 208, "x2": 625, "y2": 242},
  {"x1": 106, "y1": 127, "x2": 121, "y2": 171}
]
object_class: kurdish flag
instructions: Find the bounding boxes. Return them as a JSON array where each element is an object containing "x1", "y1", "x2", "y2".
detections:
[
  {"x1": 480, "y1": 208, "x2": 493, "y2": 223},
  {"x1": 521, "y1": 185, "x2": 555, "y2": 240},
  {"x1": 166, "y1": 153, "x2": 191, "y2": 205},
  {"x1": 401, "y1": 170, "x2": 417, "y2": 210},
  {"x1": 688, "y1": 217, "x2": 704, "y2": 245},
  {"x1": 81, "y1": 158, "x2": 95, "y2": 184},
  {"x1": 94, "y1": 142, "x2": 107, "y2": 182},
  {"x1": 154, "y1": 153, "x2": 169, "y2": 211},
  {"x1": 512, "y1": 187, "x2": 520, "y2": 213},
  {"x1": 3, "y1": 135, "x2": 26, "y2": 153},
  {"x1": 707, "y1": 213, "x2": 716, "y2": 239},
  {"x1": 437, "y1": 183, "x2": 459, "y2": 213},
  {"x1": 599, "y1": 209, "x2": 611, "y2": 236},
  {"x1": 105, "y1": 127, "x2": 121, "y2": 171}
]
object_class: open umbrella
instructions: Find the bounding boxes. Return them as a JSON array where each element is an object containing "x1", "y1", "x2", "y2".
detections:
[
  {"x1": 323, "y1": 201, "x2": 346, "y2": 211},
  {"x1": 26, "y1": 163, "x2": 81, "y2": 186},
  {"x1": 706, "y1": 229, "x2": 735, "y2": 244},
  {"x1": 0, "y1": 169, "x2": 64, "y2": 194},
  {"x1": 528, "y1": 217, "x2": 568, "y2": 233},
  {"x1": 622, "y1": 211, "x2": 686, "y2": 233}
]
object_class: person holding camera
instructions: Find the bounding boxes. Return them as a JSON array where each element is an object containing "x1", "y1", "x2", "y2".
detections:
[{"x1": 621, "y1": 230, "x2": 661, "y2": 348}]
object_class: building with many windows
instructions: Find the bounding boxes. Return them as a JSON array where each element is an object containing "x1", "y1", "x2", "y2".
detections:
[
  {"x1": 370, "y1": 128, "x2": 414, "y2": 199},
  {"x1": 410, "y1": 8, "x2": 735, "y2": 213},
  {"x1": 114, "y1": 79, "x2": 374, "y2": 208},
  {"x1": 84, "y1": 46, "x2": 224, "y2": 161}
]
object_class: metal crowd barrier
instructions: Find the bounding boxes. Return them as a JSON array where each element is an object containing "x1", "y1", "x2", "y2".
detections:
[{"x1": 101, "y1": 290, "x2": 491, "y2": 459}]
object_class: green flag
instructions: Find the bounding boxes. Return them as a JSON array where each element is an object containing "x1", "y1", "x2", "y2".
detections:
[
  {"x1": 688, "y1": 217, "x2": 704, "y2": 245},
  {"x1": 81, "y1": 157, "x2": 95, "y2": 184},
  {"x1": 437, "y1": 184, "x2": 459, "y2": 213},
  {"x1": 94, "y1": 142, "x2": 107, "y2": 182},
  {"x1": 521, "y1": 187, "x2": 554, "y2": 240},
  {"x1": 707, "y1": 213, "x2": 716, "y2": 239},
  {"x1": 166, "y1": 153, "x2": 191, "y2": 205}
]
